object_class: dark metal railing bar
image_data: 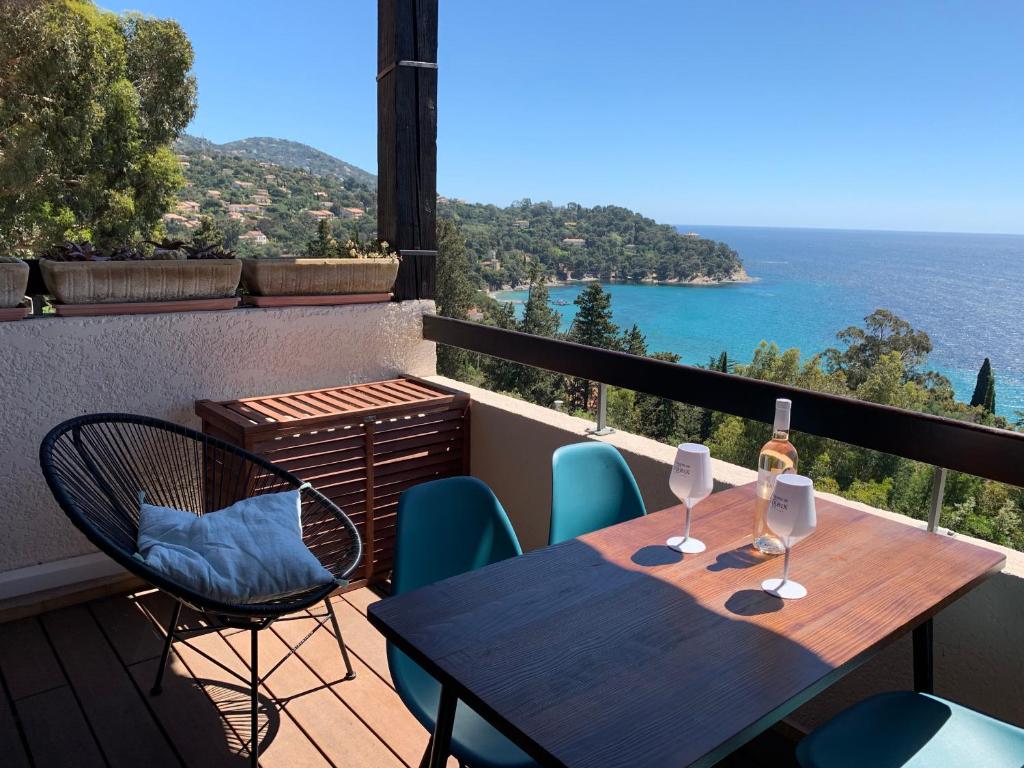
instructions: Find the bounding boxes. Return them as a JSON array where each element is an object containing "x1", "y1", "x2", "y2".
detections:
[{"x1": 422, "y1": 315, "x2": 1024, "y2": 488}]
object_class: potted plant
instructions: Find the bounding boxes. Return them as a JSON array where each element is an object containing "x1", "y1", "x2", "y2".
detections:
[
  {"x1": 240, "y1": 224, "x2": 399, "y2": 304},
  {"x1": 0, "y1": 257, "x2": 30, "y2": 320},
  {"x1": 39, "y1": 240, "x2": 242, "y2": 309}
]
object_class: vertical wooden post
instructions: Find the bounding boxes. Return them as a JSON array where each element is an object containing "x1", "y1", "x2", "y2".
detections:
[{"x1": 378, "y1": 0, "x2": 438, "y2": 300}]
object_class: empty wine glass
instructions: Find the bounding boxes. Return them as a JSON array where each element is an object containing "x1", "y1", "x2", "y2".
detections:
[
  {"x1": 761, "y1": 474, "x2": 817, "y2": 599},
  {"x1": 667, "y1": 443, "x2": 714, "y2": 554}
]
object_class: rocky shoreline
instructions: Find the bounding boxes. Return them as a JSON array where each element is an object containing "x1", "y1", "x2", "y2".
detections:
[{"x1": 494, "y1": 266, "x2": 754, "y2": 294}]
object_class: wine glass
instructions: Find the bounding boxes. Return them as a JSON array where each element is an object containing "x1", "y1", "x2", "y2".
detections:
[
  {"x1": 667, "y1": 443, "x2": 714, "y2": 554},
  {"x1": 761, "y1": 474, "x2": 817, "y2": 599}
]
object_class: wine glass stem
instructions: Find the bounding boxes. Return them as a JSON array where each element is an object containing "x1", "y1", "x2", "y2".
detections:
[
  {"x1": 684, "y1": 501, "x2": 692, "y2": 540},
  {"x1": 782, "y1": 546, "x2": 791, "y2": 584}
]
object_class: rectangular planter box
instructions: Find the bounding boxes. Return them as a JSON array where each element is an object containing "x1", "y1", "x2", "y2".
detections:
[
  {"x1": 40, "y1": 259, "x2": 242, "y2": 304},
  {"x1": 241, "y1": 257, "x2": 399, "y2": 296},
  {"x1": 0, "y1": 258, "x2": 29, "y2": 308},
  {"x1": 196, "y1": 376, "x2": 470, "y2": 591}
]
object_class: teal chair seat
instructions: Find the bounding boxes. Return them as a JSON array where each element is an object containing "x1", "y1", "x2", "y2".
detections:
[
  {"x1": 389, "y1": 647, "x2": 534, "y2": 768},
  {"x1": 549, "y1": 442, "x2": 646, "y2": 545},
  {"x1": 388, "y1": 476, "x2": 536, "y2": 768},
  {"x1": 796, "y1": 691, "x2": 1024, "y2": 768}
]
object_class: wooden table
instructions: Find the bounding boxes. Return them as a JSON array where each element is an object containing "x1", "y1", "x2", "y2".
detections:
[{"x1": 368, "y1": 483, "x2": 1005, "y2": 768}]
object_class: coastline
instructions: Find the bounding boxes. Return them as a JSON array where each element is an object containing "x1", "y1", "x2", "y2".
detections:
[{"x1": 491, "y1": 267, "x2": 754, "y2": 296}]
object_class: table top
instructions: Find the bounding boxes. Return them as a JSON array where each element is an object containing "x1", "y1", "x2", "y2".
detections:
[{"x1": 368, "y1": 483, "x2": 1005, "y2": 768}]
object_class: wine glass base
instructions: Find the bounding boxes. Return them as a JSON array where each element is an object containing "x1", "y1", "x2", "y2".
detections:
[
  {"x1": 762, "y1": 578, "x2": 807, "y2": 600},
  {"x1": 667, "y1": 536, "x2": 706, "y2": 554}
]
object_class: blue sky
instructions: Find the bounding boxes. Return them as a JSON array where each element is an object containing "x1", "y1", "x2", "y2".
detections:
[{"x1": 102, "y1": 1, "x2": 1024, "y2": 234}]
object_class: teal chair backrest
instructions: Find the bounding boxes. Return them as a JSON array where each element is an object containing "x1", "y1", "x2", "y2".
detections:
[
  {"x1": 391, "y1": 476, "x2": 522, "y2": 596},
  {"x1": 549, "y1": 442, "x2": 647, "y2": 545}
]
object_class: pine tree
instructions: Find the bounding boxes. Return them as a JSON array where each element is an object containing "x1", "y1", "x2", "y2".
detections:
[
  {"x1": 307, "y1": 218, "x2": 337, "y2": 258},
  {"x1": 634, "y1": 351, "x2": 688, "y2": 442},
  {"x1": 435, "y1": 219, "x2": 476, "y2": 378},
  {"x1": 984, "y1": 372, "x2": 997, "y2": 414},
  {"x1": 566, "y1": 284, "x2": 619, "y2": 411},
  {"x1": 515, "y1": 267, "x2": 564, "y2": 404},
  {"x1": 620, "y1": 324, "x2": 648, "y2": 356},
  {"x1": 971, "y1": 358, "x2": 993, "y2": 409},
  {"x1": 700, "y1": 350, "x2": 730, "y2": 440}
]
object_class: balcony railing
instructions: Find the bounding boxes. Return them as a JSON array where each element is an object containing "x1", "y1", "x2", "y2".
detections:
[{"x1": 423, "y1": 314, "x2": 1024, "y2": 528}]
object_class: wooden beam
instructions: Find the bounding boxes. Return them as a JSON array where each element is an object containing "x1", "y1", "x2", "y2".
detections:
[{"x1": 378, "y1": 0, "x2": 438, "y2": 300}]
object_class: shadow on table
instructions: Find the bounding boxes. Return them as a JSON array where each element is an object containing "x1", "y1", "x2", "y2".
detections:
[
  {"x1": 725, "y1": 589, "x2": 783, "y2": 617},
  {"x1": 631, "y1": 545, "x2": 683, "y2": 567},
  {"x1": 707, "y1": 545, "x2": 772, "y2": 572}
]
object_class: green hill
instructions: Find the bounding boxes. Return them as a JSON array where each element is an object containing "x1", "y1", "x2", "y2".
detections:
[{"x1": 169, "y1": 137, "x2": 744, "y2": 286}]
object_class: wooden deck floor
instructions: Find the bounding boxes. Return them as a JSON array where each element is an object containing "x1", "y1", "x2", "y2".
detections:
[{"x1": 0, "y1": 587, "x2": 797, "y2": 767}]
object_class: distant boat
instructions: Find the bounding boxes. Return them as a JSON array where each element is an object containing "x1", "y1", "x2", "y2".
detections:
[{"x1": 554, "y1": 299, "x2": 570, "y2": 306}]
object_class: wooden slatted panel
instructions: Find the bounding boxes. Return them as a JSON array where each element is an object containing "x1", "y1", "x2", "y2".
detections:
[{"x1": 196, "y1": 377, "x2": 470, "y2": 589}]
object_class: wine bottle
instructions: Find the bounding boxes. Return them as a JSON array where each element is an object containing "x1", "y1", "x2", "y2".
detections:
[{"x1": 752, "y1": 398, "x2": 798, "y2": 554}]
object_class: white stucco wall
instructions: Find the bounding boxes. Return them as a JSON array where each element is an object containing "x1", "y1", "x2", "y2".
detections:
[
  {"x1": 431, "y1": 376, "x2": 1024, "y2": 731},
  {"x1": 0, "y1": 301, "x2": 435, "y2": 573}
]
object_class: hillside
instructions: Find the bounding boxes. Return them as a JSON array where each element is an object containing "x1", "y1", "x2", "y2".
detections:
[
  {"x1": 169, "y1": 137, "x2": 745, "y2": 285},
  {"x1": 440, "y1": 198, "x2": 746, "y2": 289},
  {"x1": 174, "y1": 135, "x2": 377, "y2": 187}
]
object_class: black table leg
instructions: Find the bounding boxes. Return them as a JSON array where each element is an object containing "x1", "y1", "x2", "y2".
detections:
[
  {"x1": 428, "y1": 685, "x2": 457, "y2": 768},
  {"x1": 912, "y1": 619, "x2": 933, "y2": 694}
]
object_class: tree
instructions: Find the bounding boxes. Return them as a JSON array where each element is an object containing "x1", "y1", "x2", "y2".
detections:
[
  {"x1": 970, "y1": 358, "x2": 993, "y2": 408},
  {"x1": 984, "y1": 371, "x2": 997, "y2": 414},
  {"x1": 306, "y1": 218, "x2": 337, "y2": 258},
  {"x1": 634, "y1": 351, "x2": 686, "y2": 443},
  {"x1": 435, "y1": 219, "x2": 476, "y2": 378},
  {"x1": 565, "y1": 283, "x2": 619, "y2": 410},
  {"x1": 513, "y1": 266, "x2": 564, "y2": 404},
  {"x1": 0, "y1": 1, "x2": 197, "y2": 253},
  {"x1": 192, "y1": 216, "x2": 224, "y2": 248},
  {"x1": 620, "y1": 324, "x2": 647, "y2": 356},
  {"x1": 824, "y1": 309, "x2": 933, "y2": 388}
]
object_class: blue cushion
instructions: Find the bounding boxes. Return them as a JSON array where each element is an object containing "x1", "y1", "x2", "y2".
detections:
[
  {"x1": 136, "y1": 490, "x2": 336, "y2": 604},
  {"x1": 796, "y1": 691, "x2": 1024, "y2": 768}
]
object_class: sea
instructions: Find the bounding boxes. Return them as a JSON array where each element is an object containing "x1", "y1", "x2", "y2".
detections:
[{"x1": 496, "y1": 225, "x2": 1023, "y2": 419}]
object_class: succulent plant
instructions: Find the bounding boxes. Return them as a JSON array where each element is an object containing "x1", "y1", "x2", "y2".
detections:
[
  {"x1": 42, "y1": 241, "x2": 102, "y2": 262},
  {"x1": 182, "y1": 242, "x2": 236, "y2": 260},
  {"x1": 107, "y1": 245, "x2": 145, "y2": 261}
]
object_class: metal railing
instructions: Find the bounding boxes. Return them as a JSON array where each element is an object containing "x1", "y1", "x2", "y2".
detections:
[{"x1": 423, "y1": 315, "x2": 1024, "y2": 500}]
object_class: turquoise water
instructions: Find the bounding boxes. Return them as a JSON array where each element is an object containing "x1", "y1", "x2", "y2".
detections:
[{"x1": 497, "y1": 226, "x2": 1023, "y2": 419}]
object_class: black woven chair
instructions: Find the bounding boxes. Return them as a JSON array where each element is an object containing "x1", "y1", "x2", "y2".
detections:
[{"x1": 39, "y1": 413, "x2": 363, "y2": 766}]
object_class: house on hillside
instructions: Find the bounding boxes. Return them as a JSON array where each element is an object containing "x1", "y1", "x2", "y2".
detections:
[
  {"x1": 437, "y1": 195, "x2": 450, "y2": 204},
  {"x1": 513, "y1": 219, "x2": 529, "y2": 228},
  {"x1": 206, "y1": 190, "x2": 222, "y2": 199},
  {"x1": 307, "y1": 209, "x2": 335, "y2": 220},
  {"x1": 232, "y1": 180, "x2": 254, "y2": 189},
  {"x1": 239, "y1": 230, "x2": 268, "y2": 245},
  {"x1": 682, "y1": 231, "x2": 701, "y2": 238},
  {"x1": 176, "y1": 200, "x2": 201, "y2": 214},
  {"x1": 253, "y1": 194, "x2": 272, "y2": 206},
  {"x1": 339, "y1": 207, "x2": 365, "y2": 220},
  {"x1": 227, "y1": 211, "x2": 245, "y2": 221},
  {"x1": 562, "y1": 237, "x2": 586, "y2": 246},
  {"x1": 314, "y1": 191, "x2": 329, "y2": 199},
  {"x1": 228, "y1": 203, "x2": 261, "y2": 215}
]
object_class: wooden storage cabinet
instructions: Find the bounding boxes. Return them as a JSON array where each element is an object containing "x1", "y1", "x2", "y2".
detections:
[{"x1": 196, "y1": 376, "x2": 470, "y2": 590}]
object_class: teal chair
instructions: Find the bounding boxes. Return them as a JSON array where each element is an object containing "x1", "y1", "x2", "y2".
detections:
[
  {"x1": 796, "y1": 691, "x2": 1024, "y2": 767},
  {"x1": 387, "y1": 477, "x2": 536, "y2": 768},
  {"x1": 548, "y1": 442, "x2": 647, "y2": 545}
]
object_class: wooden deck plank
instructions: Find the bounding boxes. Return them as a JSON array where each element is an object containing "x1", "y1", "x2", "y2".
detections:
[
  {"x1": 134, "y1": 592, "x2": 330, "y2": 768},
  {"x1": 272, "y1": 610, "x2": 452, "y2": 768},
  {"x1": 89, "y1": 590, "x2": 168, "y2": 666},
  {"x1": 222, "y1": 619, "x2": 405, "y2": 768},
  {"x1": 40, "y1": 604, "x2": 180, "y2": 768},
  {"x1": 0, "y1": 677, "x2": 30, "y2": 768},
  {"x1": 15, "y1": 686, "x2": 105, "y2": 768},
  {"x1": 129, "y1": 655, "x2": 251, "y2": 768},
  {"x1": 0, "y1": 618, "x2": 67, "y2": 700},
  {"x1": 324, "y1": 595, "x2": 394, "y2": 687}
]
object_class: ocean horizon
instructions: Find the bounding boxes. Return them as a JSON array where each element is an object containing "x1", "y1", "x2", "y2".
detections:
[{"x1": 498, "y1": 224, "x2": 1023, "y2": 419}]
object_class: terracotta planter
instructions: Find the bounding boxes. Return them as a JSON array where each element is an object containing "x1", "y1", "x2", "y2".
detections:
[
  {"x1": 40, "y1": 259, "x2": 242, "y2": 304},
  {"x1": 0, "y1": 258, "x2": 29, "y2": 308},
  {"x1": 241, "y1": 257, "x2": 399, "y2": 296}
]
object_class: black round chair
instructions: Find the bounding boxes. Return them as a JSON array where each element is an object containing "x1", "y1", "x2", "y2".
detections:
[{"x1": 39, "y1": 413, "x2": 363, "y2": 766}]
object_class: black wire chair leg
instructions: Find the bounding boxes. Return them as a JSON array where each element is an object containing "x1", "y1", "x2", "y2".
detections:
[
  {"x1": 325, "y1": 598, "x2": 356, "y2": 681},
  {"x1": 151, "y1": 601, "x2": 183, "y2": 695},
  {"x1": 250, "y1": 627, "x2": 259, "y2": 768}
]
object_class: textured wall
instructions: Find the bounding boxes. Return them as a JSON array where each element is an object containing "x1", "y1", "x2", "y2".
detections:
[
  {"x1": 0, "y1": 301, "x2": 435, "y2": 572},
  {"x1": 431, "y1": 376, "x2": 1024, "y2": 730}
]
